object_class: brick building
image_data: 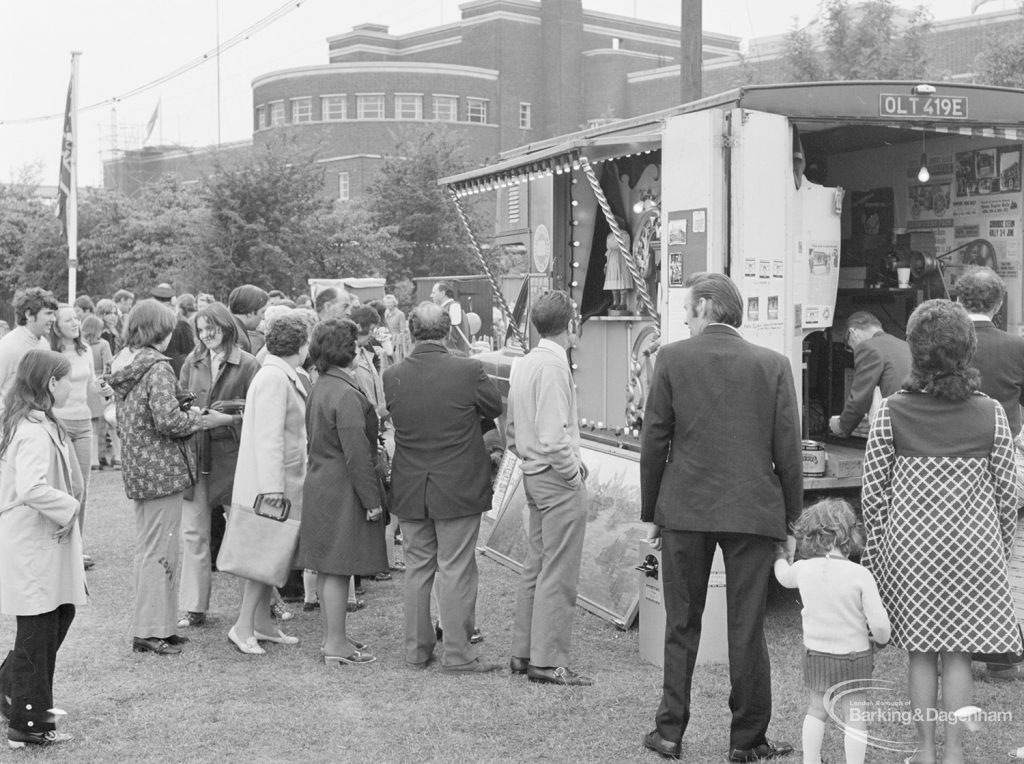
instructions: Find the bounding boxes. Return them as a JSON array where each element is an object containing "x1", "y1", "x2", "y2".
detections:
[{"x1": 104, "y1": 2, "x2": 1024, "y2": 199}]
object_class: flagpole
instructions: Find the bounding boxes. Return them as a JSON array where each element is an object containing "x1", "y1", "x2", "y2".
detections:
[{"x1": 68, "y1": 51, "x2": 81, "y2": 302}]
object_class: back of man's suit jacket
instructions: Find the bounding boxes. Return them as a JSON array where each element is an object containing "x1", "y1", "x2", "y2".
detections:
[
  {"x1": 382, "y1": 342, "x2": 502, "y2": 520},
  {"x1": 639, "y1": 324, "x2": 803, "y2": 540}
]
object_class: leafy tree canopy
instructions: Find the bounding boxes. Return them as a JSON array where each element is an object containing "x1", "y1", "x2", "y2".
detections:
[{"x1": 784, "y1": 0, "x2": 933, "y2": 82}]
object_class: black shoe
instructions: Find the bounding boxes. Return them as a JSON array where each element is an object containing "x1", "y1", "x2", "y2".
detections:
[
  {"x1": 132, "y1": 637, "x2": 182, "y2": 656},
  {"x1": 164, "y1": 634, "x2": 190, "y2": 645},
  {"x1": 643, "y1": 730, "x2": 682, "y2": 760},
  {"x1": 346, "y1": 599, "x2": 366, "y2": 613},
  {"x1": 509, "y1": 656, "x2": 529, "y2": 675},
  {"x1": 728, "y1": 739, "x2": 794, "y2": 762},
  {"x1": 303, "y1": 601, "x2": 320, "y2": 612},
  {"x1": 526, "y1": 664, "x2": 593, "y2": 686}
]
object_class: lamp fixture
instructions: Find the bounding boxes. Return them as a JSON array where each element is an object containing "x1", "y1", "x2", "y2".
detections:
[{"x1": 917, "y1": 132, "x2": 930, "y2": 184}]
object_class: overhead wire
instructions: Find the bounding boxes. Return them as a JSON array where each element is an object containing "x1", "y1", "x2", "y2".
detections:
[{"x1": 0, "y1": 0, "x2": 310, "y2": 126}]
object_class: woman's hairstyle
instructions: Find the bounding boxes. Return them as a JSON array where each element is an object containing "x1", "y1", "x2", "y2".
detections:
[
  {"x1": 193, "y1": 302, "x2": 237, "y2": 358},
  {"x1": 0, "y1": 349, "x2": 71, "y2": 459},
  {"x1": 265, "y1": 313, "x2": 309, "y2": 357},
  {"x1": 309, "y1": 318, "x2": 359, "y2": 373},
  {"x1": 530, "y1": 290, "x2": 575, "y2": 337},
  {"x1": 95, "y1": 298, "x2": 118, "y2": 318},
  {"x1": 81, "y1": 315, "x2": 105, "y2": 344},
  {"x1": 904, "y1": 299, "x2": 979, "y2": 401},
  {"x1": 262, "y1": 304, "x2": 294, "y2": 331},
  {"x1": 683, "y1": 272, "x2": 744, "y2": 328},
  {"x1": 73, "y1": 294, "x2": 95, "y2": 313},
  {"x1": 126, "y1": 299, "x2": 177, "y2": 350},
  {"x1": 793, "y1": 498, "x2": 864, "y2": 558},
  {"x1": 49, "y1": 305, "x2": 88, "y2": 355},
  {"x1": 228, "y1": 284, "x2": 269, "y2": 316},
  {"x1": 177, "y1": 292, "x2": 197, "y2": 315},
  {"x1": 350, "y1": 305, "x2": 381, "y2": 335}
]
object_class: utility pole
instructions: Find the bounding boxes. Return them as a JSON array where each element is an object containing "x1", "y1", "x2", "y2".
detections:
[{"x1": 680, "y1": 0, "x2": 702, "y2": 105}]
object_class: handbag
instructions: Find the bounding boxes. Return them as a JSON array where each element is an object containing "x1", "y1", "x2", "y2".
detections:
[
  {"x1": 972, "y1": 625, "x2": 1024, "y2": 665},
  {"x1": 216, "y1": 494, "x2": 300, "y2": 587}
]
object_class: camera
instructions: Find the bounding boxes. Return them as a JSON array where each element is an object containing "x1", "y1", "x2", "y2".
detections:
[{"x1": 176, "y1": 391, "x2": 197, "y2": 412}]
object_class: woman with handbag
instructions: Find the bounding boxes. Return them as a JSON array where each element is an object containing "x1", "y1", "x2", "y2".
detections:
[
  {"x1": 176, "y1": 302, "x2": 258, "y2": 630},
  {"x1": 107, "y1": 300, "x2": 209, "y2": 656},
  {"x1": 0, "y1": 350, "x2": 86, "y2": 749},
  {"x1": 299, "y1": 319, "x2": 386, "y2": 666},
  {"x1": 224, "y1": 313, "x2": 310, "y2": 655}
]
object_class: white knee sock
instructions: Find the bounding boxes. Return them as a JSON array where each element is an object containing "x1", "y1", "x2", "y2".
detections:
[
  {"x1": 844, "y1": 726, "x2": 867, "y2": 764},
  {"x1": 802, "y1": 715, "x2": 825, "y2": 764}
]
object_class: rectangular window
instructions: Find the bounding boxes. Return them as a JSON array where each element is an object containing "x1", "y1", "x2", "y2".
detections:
[
  {"x1": 291, "y1": 97, "x2": 312, "y2": 123},
  {"x1": 433, "y1": 95, "x2": 457, "y2": 122},
  {"x1": 255, "y1": 106, "x2": 265, "y2": 130},
  {"x1": 395, "y1": 94, "x2": 423, "y2": 120},
  {"x1": 519, "y1": 102, "x2": 532, "y2": 129},
  {"x1": 338, "y1": 172, "x2": 350, "y2": 201},
  {"x1": 357, "y1": 94, "x2": 385, "y2": 119},
  {"x1": 322, "y1": 95, "x2": 346, "y2": 121},
  {"x1": 467, "y1": 98, "x2": 488, "y2": 124},
  {"x1": 269, "y1": 101, "x2": 285, "y2": 126}
]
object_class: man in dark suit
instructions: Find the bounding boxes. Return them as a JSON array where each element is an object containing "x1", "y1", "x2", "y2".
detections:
[
  {"x1": 149, "y1": 283, "x2": 195, "y2": 377},
  {"x1": 956, "y1": 265, "x2": 1024, "y2": 681},
  {"x1": 382, "y1": 301, "x2": 503, "y2": 673},
  {"x1": 639, "y1": 272, "x2": 801, "y2": 762},
  {"x1": 828, "y1": 311, "x2": 911, "y2": 437}
]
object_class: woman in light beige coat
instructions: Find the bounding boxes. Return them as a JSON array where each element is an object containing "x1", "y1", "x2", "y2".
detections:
[
  {"x1": 0, "y1": 349, "x2": 86, "y2": 749},
  {"x1": 225, "y1": 314, "x2": 309, "y2": 655}
]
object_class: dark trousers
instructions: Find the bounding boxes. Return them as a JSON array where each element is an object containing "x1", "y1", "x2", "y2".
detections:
[
  {"x1": 0, "y1": 604, "x2": 76, "y2": 734},
  {"x1": 656, "y1": 531, "x2": 772, "y2": 750}
]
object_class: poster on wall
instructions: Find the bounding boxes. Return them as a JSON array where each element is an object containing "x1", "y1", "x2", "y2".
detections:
[
  {"x1": 907, "y1": 181, "x2": 953, "y2": 228},
  {"x1": 666, "y1": 209, "x2": 706, "y2": 288},
  {"x1": 956, "y1": 145, "x2": 1021, "y2": 197}
]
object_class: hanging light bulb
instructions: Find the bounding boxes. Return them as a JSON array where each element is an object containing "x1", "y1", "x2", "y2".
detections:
[
  {"x1": 918, "y1": 153, "x2": 930, "y2": 183},
  {"x1": 917, "y1": 132, "x2": 930, "y2": 183}
]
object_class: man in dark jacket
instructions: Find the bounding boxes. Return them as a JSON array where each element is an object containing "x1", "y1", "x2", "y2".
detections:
[
  {"x1": 829, "y1": 311, "x2": 911, "y2": 437},
  {"x1": 639, "y1": 272, "x2": 801, "y2": 762},
  {"x1": 149, "y1": 283, "x2": 195, "y2": 377},
  {"x1": 382, "y1": 302, "x2": 502, "y2": 673},
  {"x1": 957, "y1": 265, "x2": 1024, "y2": 681}
]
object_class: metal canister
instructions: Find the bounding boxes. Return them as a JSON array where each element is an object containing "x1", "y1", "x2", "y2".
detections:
[{"x1": 801, "y1": 440, "x2": 827, "y2": 477}]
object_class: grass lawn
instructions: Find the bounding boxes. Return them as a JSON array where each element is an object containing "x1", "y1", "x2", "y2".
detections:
[{"x1": 2, "y1": 469, "x2": 1022, "y2": 762}]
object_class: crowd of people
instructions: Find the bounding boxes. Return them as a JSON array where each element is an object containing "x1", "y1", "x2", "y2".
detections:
[{"x1": 0, "y1": 268, "x2": 1021, "y2": 762}]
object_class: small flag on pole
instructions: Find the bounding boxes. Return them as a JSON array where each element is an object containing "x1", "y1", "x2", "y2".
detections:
[
  {"x1": 55, "y1": 76, "x2": 73, "y2": 239},
  {"x1": 143, "y1": 97, "x2": 161, "y2": 144}
]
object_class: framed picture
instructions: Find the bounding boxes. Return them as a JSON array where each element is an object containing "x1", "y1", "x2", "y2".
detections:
[{"x1": 481, "y1": 441, "x2": 646, "y2": 628}]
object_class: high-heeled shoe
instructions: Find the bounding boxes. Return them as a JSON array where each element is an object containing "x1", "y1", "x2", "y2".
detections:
[
  {"x1": 227, "y1": 626, "x2": 265, "y2": 655},
  {"x1": 253, "y1": 629, "x2": 299, "y2": 645},
  {"x1": 324, "y1": 649, "x2": 376, "y2": 665}
]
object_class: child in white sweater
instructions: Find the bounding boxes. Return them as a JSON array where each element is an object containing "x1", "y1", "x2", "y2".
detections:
[{"x1": 774, "y1": 498, "x2": 891, "y2": 764}]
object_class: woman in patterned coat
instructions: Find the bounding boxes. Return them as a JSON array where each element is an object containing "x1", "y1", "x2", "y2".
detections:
[
  {"x1": 107, "y1": 300, "x2": 208, "y2": 656},
  {"x1": 861, "y1": 299, "x2": 1021, "y2": 764}
]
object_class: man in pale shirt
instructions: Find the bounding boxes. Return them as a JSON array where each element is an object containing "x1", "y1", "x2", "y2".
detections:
[
  {"x1": 505, "y1": 290, "x2": 591, "y2": 687},
  {"x1": 0, "y1": 287, "x2": 59, "y2": 404}
]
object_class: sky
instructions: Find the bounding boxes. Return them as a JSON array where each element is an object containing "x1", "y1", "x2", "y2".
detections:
[{"x1": 0, "y1": 0, "x2": 997, "y2": 189}]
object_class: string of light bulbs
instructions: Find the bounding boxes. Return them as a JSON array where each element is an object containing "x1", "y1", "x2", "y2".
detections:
[{"x1": 0, "y1": 0, "x2": 310, "y2": 126}]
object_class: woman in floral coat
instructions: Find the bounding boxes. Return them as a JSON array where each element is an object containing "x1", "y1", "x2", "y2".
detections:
[{"x1": 108, "y1": 300, "x2": 224, "y2": 656}]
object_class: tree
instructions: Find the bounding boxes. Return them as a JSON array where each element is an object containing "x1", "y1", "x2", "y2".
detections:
[
  {"x1": 364, "y1": 127, "x2": 492, "y2": 281},
  {"x1": 974, "y1": 9, "x2": 1024, "y2": 88},
  {"x1": 0, "y1": 186, "x2": 66, "y2": 304},
  {"x1": 203, "y1": 137, "x2": 333, "y2": 295},
  {"x1": 783, "y1": 0, "x2": 933, "y2": 82}
]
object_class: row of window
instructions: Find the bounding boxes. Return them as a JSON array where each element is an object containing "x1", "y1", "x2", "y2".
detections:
[{"x1": 256, "y1": 95, "x2": 532, "y2": 129}]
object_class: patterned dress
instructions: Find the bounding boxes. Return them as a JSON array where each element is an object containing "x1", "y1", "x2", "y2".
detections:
[{"x1": 861, "y1": 390, "x2": 1021, "y2": 653}]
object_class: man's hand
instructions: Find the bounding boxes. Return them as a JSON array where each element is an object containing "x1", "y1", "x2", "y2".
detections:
[
  {"x1": 53, "y1": 512, "x2": 78, "y2": 542},
  {"x1": 828, "y1": 415, "x2": 844, "y2": 436},
  {"x1": 366, "y1": 506, "x2": 383, "y2": 522},
  {"x1": 645, "y1": 522, "x2": 662, "y2": 551}
]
